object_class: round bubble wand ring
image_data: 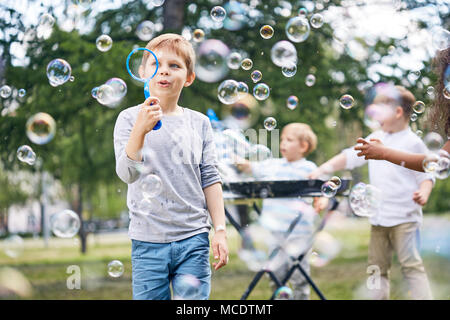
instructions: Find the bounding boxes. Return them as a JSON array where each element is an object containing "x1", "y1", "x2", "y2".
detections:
[{"x1": 126, "y1": 47, "x2": 161, "y2": 130}]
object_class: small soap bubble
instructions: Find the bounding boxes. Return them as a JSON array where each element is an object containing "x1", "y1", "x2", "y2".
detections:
[
  {"x1": 321, "y1": 181, "x2": 338, "y2": 198},
  {"x1": 218, "y1": 79, "x2": 240, "y2": 104},
  {"x1": 26, "y1": 112, "x2": 56, "y2": 145},
  {"x1": 140, "y1": 174, "x2": 163, "y2": 200},
  {"x1": 210, "y1": 6, "x2": 226, "y2": 22},
  {"x1": 2, "y1": 234, "x2": 24, "y2": 258},
  {"x1": 413, "y1": 101, "x2": 425, "y2": 114},
  {"x1": 91, "y1": 86, "x2": 99, "y2": 99},
  {"x1": 285, "y1": 16, "x2": 310, "y2": 43},
  {"x1": 260, "y1": 25, "x2": 274, "y2": 39},
  {"x1": 237, "y1": 81, "x2": 249, "y2": 97},
  {"x1": 274, "y1": 286, "x2": 294, "y2": 300},
  {"x1": 310, "y1": 13, "x2": 324, "y2": 28},
  {"x1": 423, "y1": 132, "x2": 444, "y2": 152},
  {"x1": 251, "y1": 70, "x2": 262, "y2": 83},
  {"x1": 227, "y1": 52, "x2": 242, "y2": 70},
  {"x1": 69, "y1": 76, "x2": 75, "y2": 82},
  {"x1": 422, "y1": 153, "x2": 440, "y2": 173},
  {"x1": 305, "y1": 74, "x2": 316, "y2": 87},
  {"x1": 82, "y1": 62, "x2": 90, "y2": 72},
  {"x1": 253, "y1": 83, "x2": 270, "y2": 101},
  {"x1": 136, "y1": 21, "x2": 155, "y2": 41},
  {"x1": 241, "y1": 58, "x2": 253, "y2": 71},
  {"x1": 107, "y1": 260, "x2": 124, "y2": 278},
  {"x1": 96, "y1": 84, "x2": 115, "y2": 106},
  {"x1": 271, "y1": 40, "x2": 297, "y2": 67},
  {"x1": 0, "y1": 85, "x2": 12, "y2": 98},
  {"x1": 46, "y1": 58, "x2": 72, "y2": 87},
  {"x1": 17, "y1": 145, "x2": 36, "y2": 165},
  {"x1": 50, "y1": 209, "x2": 81, "y2": 238},
  {"x1": 96, "y1": 34, "x2": 113, "y2": 52},
  {"x1": 298, "y1": 8, "x2": 308, "y2": 16},
  {"x1": 426, "y1": 86, "x2": 434, "y2": 96},
  {"x1": 18, "y1": 89, "x2": 26, "y2": 97},
  {"x1": 193, "y1": 29, "x2": 205, "y2": 42},
  {"x1": 339, "y1": 94, "x2": 355, "y2": 109},
  {"x1": 349, "y1": 183, "x2": 382, "y2": 218},
  {"x1": 105, "y1": 77, "x2": 127, "y2": 101},
  {"x1": 282, "y1": 64, "x2": 297, "y2": 77},
  {"x1": 416, "y1": 130, "x2": 423, "y2": 138},
  {"x1": 435, "y1": 151, "x2": 450, "y2": 179},
  {"x1": 263, "y1": 117, "x2": 277, "y2": 131},
  {"x1": 330, "y1": 176, "x2": 342, "y2": 188},
  {"x1": 410, "y1": 113, "x2": 418, "y2": 122},
  {"x1": 286, "y1": 95, "x2": 299, "y2": 110}
]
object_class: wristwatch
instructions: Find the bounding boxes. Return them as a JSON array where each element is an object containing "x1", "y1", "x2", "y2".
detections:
[{"x1": 215, "y1": 224, "x2": 226, "y2": 232}]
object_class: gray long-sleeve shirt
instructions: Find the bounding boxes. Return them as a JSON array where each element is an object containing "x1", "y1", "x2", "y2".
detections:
[{"x1": 113, "y1": 105, "x2": 222, "y2": 243}]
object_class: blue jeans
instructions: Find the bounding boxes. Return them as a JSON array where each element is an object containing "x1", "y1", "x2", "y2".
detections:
[{"x1": 131, "y1": 232, "x2": 211, "y2": 300}]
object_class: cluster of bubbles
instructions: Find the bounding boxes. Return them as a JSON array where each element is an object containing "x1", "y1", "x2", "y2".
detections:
[
  {"x1": 46, "y1": 58, "x2": 72, "y2": 87},
  {"x1": 349, "y1": 182, "x2": 383, "y2": 218},
  {"x1": 320, "y1": 176, "x2": 342, "y2": 198},
  {"x1": 422, "y1": 132, "x2": 449, "y2": 180},
  {"x1": 26, "y1": 112, "x2": 56, "y2": 145},
  {"x1": 107, "y1": 260, "x2": 124, "y2": 278},
  {"x1": 96, "y1": 34, "x2": 113, "y2": 52},
  {"x1": 17, "y1": 145, "x2": 36, "y2": 165},
  {"x1": 91, "y1": 77, "x2": 127, "y2": 107}
]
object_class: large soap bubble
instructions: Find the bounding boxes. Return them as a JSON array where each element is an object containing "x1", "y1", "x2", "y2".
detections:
[
  {"x1": 218, "y1": 79, "x2": 240, "y2": 105},
  {"x1": 46, "y1": 58, "x2": 72, "y2": 87},
  {"x1": 50, "y1": 209, "x2": 81, "y2": 238},
  {"x1": 195, "y1": 39, "x2": 230, "y2": 83},
  {"x1": 271, "y1": 40, "x2": 297, "y2": 68},
  {"x1": 349, "y1": 183, "x2": 382, "y2": 218},
  {"x1": 285, "y1": 16, "x2": 310, "y2": 43}
]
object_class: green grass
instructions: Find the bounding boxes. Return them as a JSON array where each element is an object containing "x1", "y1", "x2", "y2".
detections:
[{"x1": 0, "y1": 213, "x2": 449, "y2": 300}]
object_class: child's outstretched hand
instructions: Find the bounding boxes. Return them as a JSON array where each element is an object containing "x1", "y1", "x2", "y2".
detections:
[
  {"x1": 354, "y1": 138, "x2": 386, "y2": 160},
  {"x1": 412, "y1": 189, "x2": 430, "y2": 206},
  {"x1": 134, "y1": 97, "x2": 162, "y2": 134},
  {"x1": 212, "y1": 230, "x2": 229, "y2": 271},
  {"x1": 313, "y1": 197, "x2": 329, "y2": 213},
  {"x1": 234, "y1": 155, "x2": 252, "y2": 174}
]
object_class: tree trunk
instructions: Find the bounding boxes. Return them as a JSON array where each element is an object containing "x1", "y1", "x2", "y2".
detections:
[
  {"x1": 163, "y1": 0, "x2": 185, "y2": 32},
  {"x1": 72, "y1": 183, "x2": 87, "y2": 254}
]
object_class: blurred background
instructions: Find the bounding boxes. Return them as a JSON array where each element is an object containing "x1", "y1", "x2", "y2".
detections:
[{"x1": 0, "y1": 0, "x2": 449, "y2": 300}]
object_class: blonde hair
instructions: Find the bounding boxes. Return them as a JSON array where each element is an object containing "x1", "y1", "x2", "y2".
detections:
[
  {"x1": 282, "y1": 123, "x2": 318, "y2": 155},
  {"x1": 142, "y1": 33, "x2": 196, "y2": 76}
]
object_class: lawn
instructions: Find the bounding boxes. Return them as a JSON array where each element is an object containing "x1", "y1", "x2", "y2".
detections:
[{"x1": 0, "y1": 212, "x2": 449, "y2": 300}]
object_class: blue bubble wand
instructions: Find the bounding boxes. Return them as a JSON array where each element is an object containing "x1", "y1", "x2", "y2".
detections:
[{"x1": 126, "y1": 47, "x2": 161, "y2": 130}]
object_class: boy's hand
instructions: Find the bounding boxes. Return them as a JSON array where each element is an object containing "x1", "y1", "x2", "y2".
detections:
[
  {"x1": 234, "y1": 156, "x2": 252, "y2": 174},
  {"x1": 308, "y1": 169, "x2": 322, "y2": 179},
  {"x1": 134, "y1": 97, "x2": 162, "y2": 135},
  {"x1": 313, "y1": 197, "x2": 329, "y2": 213},
  {"x1": 354, "y1": 138, "x2": 386, "y2": 160},
  {"x1": 212, "y1": 230, "x2": 229, "y2": 271},
  {"x1": 412, "y1": 189, "x2": 430, "y2": 206}
]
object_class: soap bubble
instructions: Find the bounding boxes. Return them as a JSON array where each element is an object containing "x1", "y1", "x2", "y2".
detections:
[
  {"x1": 218, "y1": 79, "x2": 240, "y2": 105},
  {"x1": 251, "y1": 70, "x2": 262, "y2": 83},
  {"x1": 271, "y1": 40, "x2": 297, "y2": 68},
  {"x1": 416, "y1": 130, "x2": 423, "y2": 138},
  {"x1": 37, "y1": 13, "x2": 55, "y2": 39},
  {"x1": 39, "y1": 13, "x2": 55, "y2": 27},
  {"x1": 443, "y1": 84, "x2": 450, "y2": 100},
  {"x1": 107, "y1": 260, "x2": 124, "y2": 278},
  {"x1": 96, "y1": 84, "x2": 116, "y2": 106},
  {"x1": 310, "y1": 231, "x2": 341, "y2": 267},
  {"x1": 274, "y1": 286, "x2": 294, "y2": 300},
  {"x1": 321, "y1": 180, "x2": 338, "y2": 198},
  {"x1": 298, "y1": 8, "x2": 308, "y2": 16},
  {"x1": 91, "y1": 87, "x2": 99, "y2": 99},
  {"x1": 96, "y1": 34, "x2": 113, "y2": 52},
  {"x1": 50, "y1": 209, "x2": 81, "y2": 238},
  {"x1": 431, "y1": 27, "x2": 450, "y2": 51},
  {"x1": 140, "y1": 174, "x2": 163, "y2": 200},
  {"x1": 339, "y1": 94, "x2": 355, "y2": 109},
  {"x1": 426, "y1": 86, "x2": 434, "y2": 96},
  {"x1": 253, "y1": 83, "x2": 270, "y2": 101},
  {"x1": 422, "y1": 153, "x2": 440, "y2": 173},
  {"x1": 210, "y1": 6, "x2": 226, "y2": 22},
  {"x1": 410, "y1": 113, "x2": 418, "y2": 122},
  {"x1": 195, "y1": 39, "x2": 230, "y2": 83},
  {"x1": 227, "y1": 51, "x2": 242, "y2": 70},
  {"x1": 282, "y1": 63, "x2": 297, "y2": 77},
  {"x1": 17, "y1": 145, "x2": 36, "y2": 165},
  {"x1": 193, "y1": 29, "x2": 205, "y2": 42},
  {"x1": 263, "y1": 117, "x2": 277, "y2": 131},
  {"x1": 286, "y1": 95, "x2": 298, "y2": 110},
  {"x1": 26, "y1": 112, "x2": 56, "y2": 145},
  {"x1": 423, "y1": 132, "x2": 444, "y2": 152},
  {"x1": 285, "y1": 16, "x2": 310, "y2": 43},
  {"x1": 305, "y1": 74, "x2": 316, "y2": 87},
  {"x1": 412, "y1": 101, "x2": 425, "y2": 114},
  {"x1": 435, "y1": 150, "x2": 450, "y2": 179},
  {"x1": 173, "y1": 274, "x2": 202, "y2": 300},
  {"x1": 310, "y1": 13, "x2": 324, "y2": 28},
  {"x1": 241, "y1": 58, "x2": 253, "y2": 71},
  {"x1": 349, "y1": 183, "x2": 382, "y2": 218},
  {"x1": 136, "y1": 21, "x2": 155, "y2": 41},
  {"x1": 330, "y1": 176, "x2": 342, "y2": 188},
  {"x1": 152, "y1": 0, "x2": 165, "y2": 6},
  {"x1": 105, "y1": 77, "x2": 127, "y2": 102},
  {"x1": 2, "y1": 235, "x2": 24, "y2": 258},
  {"x1": 0, "y1": 85, "x2": 12, "y2": 98},
  {"x1": 46, "y1": 58, "x2": 72, "y2": 87},
  {"x1": 237, "y1": 81, "x2": 249, "y2": 97},
  {"x1": 260, "y1": 25, "x2": 274, "y2": 39}
]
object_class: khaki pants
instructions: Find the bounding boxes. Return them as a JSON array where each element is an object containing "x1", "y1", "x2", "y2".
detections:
[{"x1": 368, "y1": 222, "x2": 433, "y2": 300}]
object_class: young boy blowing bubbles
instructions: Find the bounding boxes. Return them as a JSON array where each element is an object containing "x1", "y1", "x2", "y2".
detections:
[
  {"x1": 309, "y1": 85, "x2": 434, "y2": 300},
  {"x1": 113, "y1": 34, "x2": 228, "y2": 300}
]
